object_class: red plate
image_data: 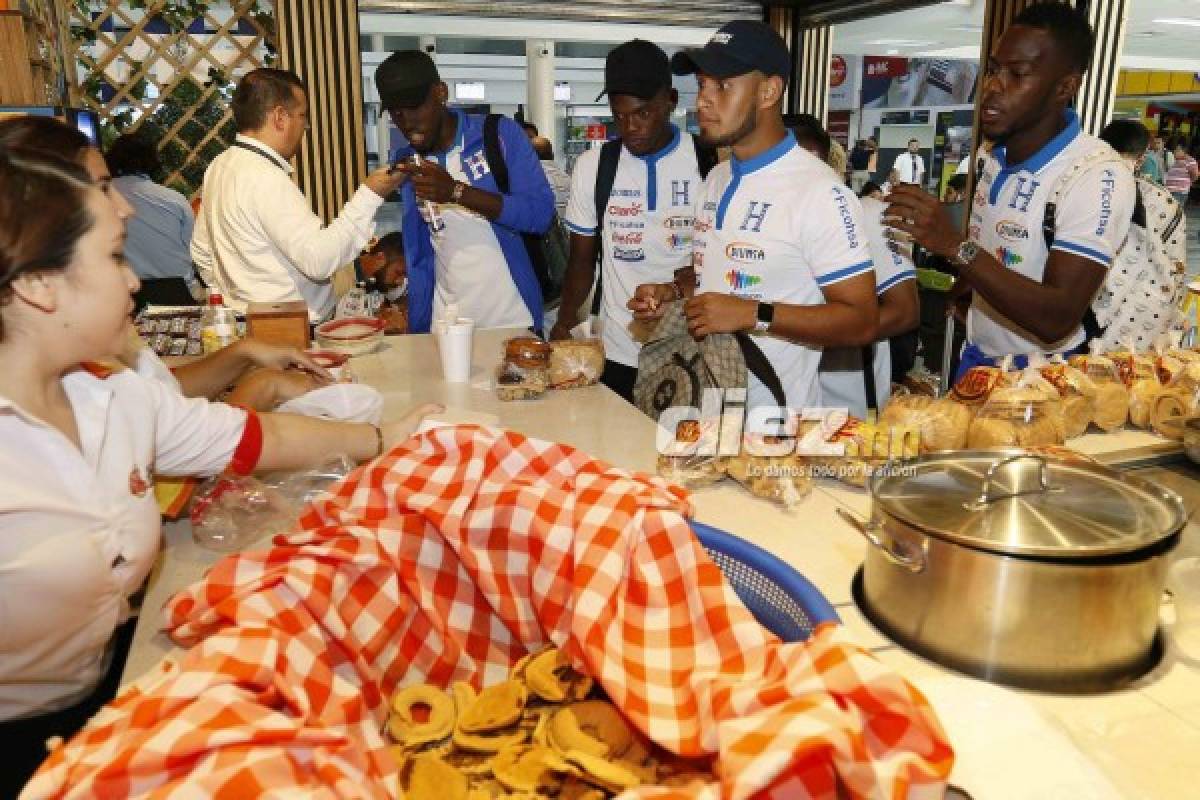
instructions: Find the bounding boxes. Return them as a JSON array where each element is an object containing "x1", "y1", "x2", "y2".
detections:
[{"x1": 315, "y1": 317, "x2": 386, "y2": 341}]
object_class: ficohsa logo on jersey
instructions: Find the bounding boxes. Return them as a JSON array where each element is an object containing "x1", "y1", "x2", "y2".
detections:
[
  {"x1": 725, "y1": 242, "x2": 766, "y2": 263},
  {"x1": 995, "y1": 220, "x2": 1029, "y2": 241}
]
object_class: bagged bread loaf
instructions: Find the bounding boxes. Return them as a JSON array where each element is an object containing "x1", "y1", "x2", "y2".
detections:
[
  {"x1": 1038, "y1": 357, "x2": 1097, "y2": 439},
  {"x1": 879, "y1": 392, "x2": 972, "y2": 453},
  {"x1": 968, "y1": 382, "x2": 1064, "y2": 449},
  {"x1": 1150, "y1": 389, "x2": 1191, "y2": 439},
  {"x1": 656, "y1": 419, "x2": 725, "y2": 487},
  {"x1": 724, "y1": 440, "x2": 812, "y2": 510},
  {"x1": 548, "y1": 339, "x2": 605, "y2": 389},
  {"x1": 1068, "y1": 354, "x2": 1129, "y2": 432},
  {"x1": 949, "y1": 364, "x2": 1010, "y2": 415},
  {"x1": 1108, "y1": 346, "x2": 1162, "y2": 429},
  {"x1": 820, "y1": 417, "x2": 920, "y2": 487}
]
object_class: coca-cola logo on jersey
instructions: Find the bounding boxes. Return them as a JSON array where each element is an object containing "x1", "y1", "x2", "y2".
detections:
[{"x1": 612, "y1": 230, "x2": 643, "y2": 246}]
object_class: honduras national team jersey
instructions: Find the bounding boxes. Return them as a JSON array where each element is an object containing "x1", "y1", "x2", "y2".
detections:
[
  {"x1": 694, "y1": 135, "x2": 875, "y2": 411},
  {"x1": 967, "y1": 110, "x2": 1135, "y2": 358},
  {"x1": 564, "y1": 127, "x2": 700, "y2": 367},
  {"x1": 819, "y1": 195, "x2": 916, "y2": 418}
]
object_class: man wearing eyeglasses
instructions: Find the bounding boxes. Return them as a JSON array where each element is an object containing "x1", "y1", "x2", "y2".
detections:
[{"x1": 192, "y1": 68, "x2": 406, "y2": 321}]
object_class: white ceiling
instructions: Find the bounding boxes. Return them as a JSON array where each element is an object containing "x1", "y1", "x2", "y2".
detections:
[{"x1": 833, "y1": 0, "x2": 1200, "y2": 73}]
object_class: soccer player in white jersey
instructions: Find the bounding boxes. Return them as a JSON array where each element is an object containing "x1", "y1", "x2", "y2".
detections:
[
  {"x1": 629, "y1": 20, "x2": 878, "y2": 413},
  {"x1": 792, "y1": 123, "x2": 918, "y2": 418},
  {"x1": 552, "y1": 40, "x2": 705, "y2": 402},
  {"x1": 887, "y1": 2, "x2": 1135, "y2": 378}
]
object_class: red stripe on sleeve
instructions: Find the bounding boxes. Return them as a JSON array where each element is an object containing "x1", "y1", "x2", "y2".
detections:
[{"x1": 228, "y1": 409, "x2": 263, "y2": 476}]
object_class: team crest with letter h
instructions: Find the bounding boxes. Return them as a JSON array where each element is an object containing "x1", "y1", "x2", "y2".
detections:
[{"x1": 464, "y1": 150, "x2": 491, "y2": 182}]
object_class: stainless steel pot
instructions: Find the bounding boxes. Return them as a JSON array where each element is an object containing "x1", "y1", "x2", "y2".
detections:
[{"x1": 846, "y1": 450, "x2": 1186, "y2": 692}]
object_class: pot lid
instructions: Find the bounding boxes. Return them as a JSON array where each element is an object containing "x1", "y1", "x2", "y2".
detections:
[{"x1": 869, "y1": 449, "x2": 1186, "y2": 558}]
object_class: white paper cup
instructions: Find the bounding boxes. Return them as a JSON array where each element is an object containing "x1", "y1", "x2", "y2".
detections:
[{"x1": 436, "y1": 317, "x2": 474, "y2": 382}]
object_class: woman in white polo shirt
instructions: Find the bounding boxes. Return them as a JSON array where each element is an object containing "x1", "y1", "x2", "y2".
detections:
[{"x1": 0, "y1": 148, "x2": 437, "y2": 794}]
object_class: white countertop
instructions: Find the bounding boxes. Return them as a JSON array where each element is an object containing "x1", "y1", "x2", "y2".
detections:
[{"x1": 123, "y1": 329, "x2": 1200, "y2": 800}]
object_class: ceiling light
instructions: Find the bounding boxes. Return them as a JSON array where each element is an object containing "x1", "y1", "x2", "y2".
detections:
[{"x1": 1154, "y1": 18, "x2": 1200, "y2": 27}]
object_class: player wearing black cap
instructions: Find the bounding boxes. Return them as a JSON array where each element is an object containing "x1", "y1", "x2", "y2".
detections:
[
  {"x1": 630, "y1": 21, "x2": 879, "y2": 413},
  {"x1": 374, "y1": 50, "x2": 555, "y2": 334},
  {"x1": 551, "y1": 40, "x2": 714, "y2": 404}
]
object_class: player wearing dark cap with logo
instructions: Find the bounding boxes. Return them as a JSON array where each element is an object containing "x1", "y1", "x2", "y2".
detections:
[
  {"x1": 374, "y1": 50, "x2": 554, "y2": 333},
  {"x1": 630, "y1": 21, "x2": 879, "y2": 414},
  {"x1": 550, "y1": 40, "x2": 713, "y2": 404}
]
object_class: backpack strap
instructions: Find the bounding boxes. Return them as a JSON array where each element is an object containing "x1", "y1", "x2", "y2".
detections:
[
  {"x1": 735, "y1": 332, "x2": 788, "y2": 409},
  {"x1": 589, "y1": 140, "x2": 623, "y2": 316},
  {"x1": 483, "y1": 114, "x2": 509, "y2": 193},
  {"x1": 1040, "y1": 148, "x2": 1127, "y2": 249},
  {"x1": 861, "y1": 344, "x2": 879, "y2": 412}
]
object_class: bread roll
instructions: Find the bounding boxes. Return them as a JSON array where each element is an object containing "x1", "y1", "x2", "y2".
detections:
[
  {"x1": 968, "y1": 417, "x2": 1019, "y2": 448},
  {"x1": 1061, "y1": 394, "x2": 1095, "y2": 439},
  {"x1": 1128, "y1": 379, "x2": 1162, "y2": 429},
  {"x1": 1017, "y1": 414, "x2": 1065, "y2": 447},
  {"x1": 1090, "y1": 382, "x2": 1130, "y2": 431},
  {"x1": 880, "y1": 394, "x2": 970, "y2": 453},
  {"x1": 1151, "y1": 389, "x2": 1191, "y2": 439}
]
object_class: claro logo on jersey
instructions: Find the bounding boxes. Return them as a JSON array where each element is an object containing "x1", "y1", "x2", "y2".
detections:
[
  {"x1": 725, "y1": 242, "x2": 766, "y2": 263},
  {"x1": 725, "y1": 269, "x2": 763, "y2": 291},
  {"x1": 995, "y1": 220, "x2": 1029, "y2": 241},
  {"x1": 607, "y1": 203, "x2": 643, "y2": 218},
  {"x1": 1096, "y1": 169, "x2": 1116, "y2": 236},
  {"x1": 832, "y1": 188, "x2": 860, "y2": 249}
]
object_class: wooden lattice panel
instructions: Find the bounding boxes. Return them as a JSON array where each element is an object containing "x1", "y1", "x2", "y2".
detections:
[{"x1": 66, "y1": 1, "x2": 277, "y2": 195}]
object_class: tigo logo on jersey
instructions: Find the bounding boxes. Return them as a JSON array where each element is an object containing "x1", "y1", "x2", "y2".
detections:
[
  {"x1": 725, "y1": 242, "x2": 766, "y2": 263},
  {"x1": 725, "y1": 269, "x2": 762, "y2": 291},
  {"x1": 995, "y1": 220, "x2": 1029, "y2": 241},
  {"x1": 996, "y1": 246, "x2": 1023, "y2": 268},
  {"x1": 666, "y1": 232, "x2": 691, "y2": 251}
]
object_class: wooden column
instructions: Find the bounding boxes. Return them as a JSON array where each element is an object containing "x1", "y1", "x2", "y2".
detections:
[
  {"x1": 768, "y1": 6, "x2": 833, "y2": 123},
  {"x1": 274, "y1": 0, "x2": 367, "y2": 225}
]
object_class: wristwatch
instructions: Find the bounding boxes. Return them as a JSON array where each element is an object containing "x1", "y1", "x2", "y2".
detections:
[
  {"x1": 954, "y1": 239, "x2": 979, "y2": 269},
  {"x1": 450, "y1": 181, "x2": 466, "y2": 204},
  {"x1": 755, "y1": 302, "x2": 775, "y2": 333}
]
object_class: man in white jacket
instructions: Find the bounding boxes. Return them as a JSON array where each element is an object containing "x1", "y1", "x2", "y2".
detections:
[{"x1": 192, "y1": 68, "x2": 406, "y2": 321}]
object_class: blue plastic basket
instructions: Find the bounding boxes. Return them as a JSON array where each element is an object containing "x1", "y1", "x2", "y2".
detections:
[{"x1": 690, "y1": 521, "x2": 839, "y2": 642}]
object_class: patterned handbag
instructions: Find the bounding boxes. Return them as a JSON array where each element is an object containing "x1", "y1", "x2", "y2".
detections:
[{"x1": 633, "y1": 301, "x2": 786, "y2": 420}]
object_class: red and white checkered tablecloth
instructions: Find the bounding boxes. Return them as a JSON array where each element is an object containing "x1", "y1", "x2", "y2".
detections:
[{"x1": 24, "y1": 425, "x2": 952, "y2": 799}]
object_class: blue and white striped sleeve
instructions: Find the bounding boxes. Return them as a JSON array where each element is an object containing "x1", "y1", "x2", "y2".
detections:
[
  {"x1": 1050, "y1": 160, "x2": 1136, "y2": 269},
  {"x1": 563, "y1": 147, "x2": 600, "y2": 237}
]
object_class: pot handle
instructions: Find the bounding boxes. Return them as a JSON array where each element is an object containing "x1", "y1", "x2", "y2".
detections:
[
  {"x1": 836, "y1": 507, "x2": 926, "y2": 574},
  {"x1": 965, "y1": 453, "x2": 1061, "y2": 510}
]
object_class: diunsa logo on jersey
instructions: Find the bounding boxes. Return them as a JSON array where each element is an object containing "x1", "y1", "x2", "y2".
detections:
[
  {"x1": 725, "y1": 242, "x2": 766, "y2": 263},
  {"x1": 995, "y1": 220, "x2": 1029, "y2": 241}
]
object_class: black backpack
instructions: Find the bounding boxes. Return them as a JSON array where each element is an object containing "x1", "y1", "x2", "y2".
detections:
[
  {"x1": 589, "y1": 135, "x2": 718, "y2": 314},
  {"x1": 481, "y1": 114, "x2": 566, "y2": 305}
]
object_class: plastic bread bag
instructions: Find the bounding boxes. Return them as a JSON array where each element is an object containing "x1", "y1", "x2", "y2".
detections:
[
  {"x1": 818, "y1": 416, "x2": 920, "y2": 488},
  {"x1": 656, "y1": 418, "x2": 726, "y2": 488},
  {"x1": 191, "y1": 455, "x2": 355, "y2": 552},
  {"x1": 1068, "y1": 346, "x2": 1130, "y2": 432},
  {"x1": 495, "y1": 362, "x2": 548, "y2": 401},
  {"x1": 949, "y1": 356, "x2": 1013, "y2": 419},
  {"x1": 1152, "y1": 357, "x2": 1200, "y2": 438},
  {"x1": 1109, "y1": 338, "x2": 1163, "y2": 429},
  {"x1": 548, "y1": 339, "x2": 605, "y2": 389},
  {"x1": 1038, "y1": 354, "x2": 1098, "y2": 439},
  {"x1": 967, "y1": 368, "x2": 1064, "y2": 449},
  {"x1": 879, "y1": 389, "x2": 972, "y2": 453},
  {"x1": 724, "y1": 428, "x2": 812, "y2": 510}
]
